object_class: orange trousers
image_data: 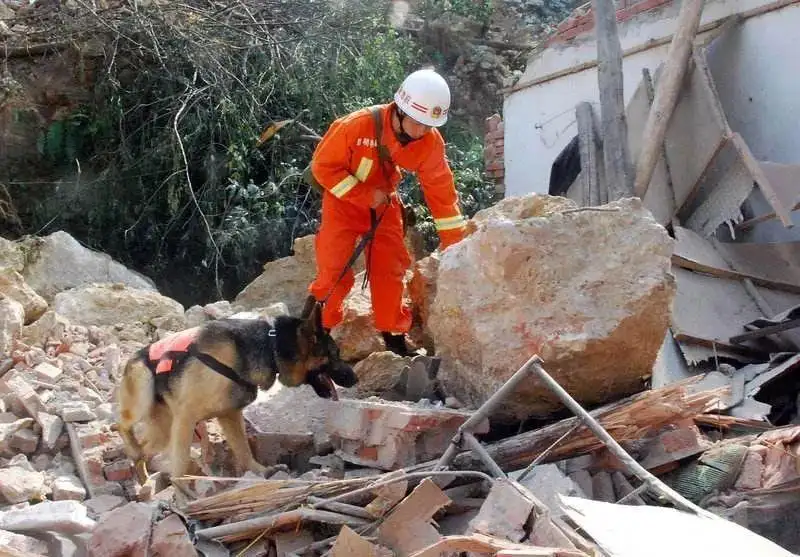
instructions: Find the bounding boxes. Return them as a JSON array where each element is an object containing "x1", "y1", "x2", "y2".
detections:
[{"x1": 309, "y1": 192, "x2": 412, "y2": 333}]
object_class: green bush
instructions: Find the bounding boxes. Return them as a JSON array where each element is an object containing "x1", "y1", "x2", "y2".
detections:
[{"x1": 15, "y1": 1, "x2": 500, "y2": 306}]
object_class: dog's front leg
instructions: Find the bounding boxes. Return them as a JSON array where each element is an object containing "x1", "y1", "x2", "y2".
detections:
[
  {"x1": 168, "y1": 411, "x2": 197, "y2": 480},
  {"x1": 217, "y1": 409, "x2": 267, "y2": 476}
]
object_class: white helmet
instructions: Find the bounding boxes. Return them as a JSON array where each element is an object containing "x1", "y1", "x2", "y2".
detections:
[{"x1": 394, "y1": 69, "x2": 451, "y2": 127}]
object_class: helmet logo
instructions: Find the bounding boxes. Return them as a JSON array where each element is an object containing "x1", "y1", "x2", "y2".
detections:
[{"x1": 431, "y1": 106, "x2": 443, "y2": 119}]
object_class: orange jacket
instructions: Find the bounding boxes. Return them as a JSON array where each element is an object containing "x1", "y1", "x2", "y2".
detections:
[{"x1": 310, "y1": 103, "x2": 467, "y2": 248}]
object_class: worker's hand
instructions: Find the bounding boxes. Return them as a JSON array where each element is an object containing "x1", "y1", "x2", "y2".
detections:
[{"x1": 371, "y1": 190, "x2": 390, "y2": 209}]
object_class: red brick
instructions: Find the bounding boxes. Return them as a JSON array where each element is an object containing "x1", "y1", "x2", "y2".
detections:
[
  {"x1": 357, "y1": 446, "x2": 379, "y2": 461},
  {"x1": 103, "y1": 460, "x2": 134, "y2": 482}
]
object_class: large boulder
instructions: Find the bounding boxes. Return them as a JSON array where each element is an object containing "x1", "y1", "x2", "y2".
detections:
[
  {"x1": 428, "y1": 195, "x2": 676, "y2": 423},
  {"x1": 19, "y1": 231, "x2": 156, "y2": 301},
  {"x1": 235, "y1": 234, "x2": 365, "y2": 316},
  {"x1": 53, "y1": 283, "x2": 185, "y2": 328}
]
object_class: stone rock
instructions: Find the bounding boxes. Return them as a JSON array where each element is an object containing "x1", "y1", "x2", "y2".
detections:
[
  {"x1": 244, "y1": 382, "x2": 335, "y2": 468},
  {"x1": 9, "y1": 428, "x2": 38, "y2": 454},
  {"x1": 464, "y1": 192, "x2": 577, "y2": 237},
  {"x1": 0, "y1": 237, "x2": 25, "y2": 273},
  {"x1": 88, "y1": 502, "x2": 154, "y2": 557},
  {"x1": 0, "y1": 529, "x2": 49, "y2": 556},
  {"x1": 235, "y1": 234, "x2": 365, "y2": 316},
  {"x1": 52, "y1": 475, "x2": 87, "y2": 502},
  {"x1": 19, "y1": 310, "x2": 70, "y2": 348},
  {"x1": 331, "y1": 276, "x2": 385, "y2": 362},
  {"x1": 0, "y1": 418, "x2": 34, "y2": 457},
  {"x1": 408, "y1": 254, "x2": 440, "y2": 354},
  {"x1": 0, "y1": 268, "x2": 47, "y2": 324},
  {"x1": 0, "y1": 500, "x2": 95, "y2": 535},
  {"x1": 149, "y1": 514, "x2": 196, "y2": 557},
  {"x1": 429, "y1": 196, "x2": 675, "y2": 422},
  {"x1": 345, "y1": 351, "x2": 410, "y2": 397},
  {"x1": 230, "y1": 302, "x2": 289, "y2": 321},
  {"x1": 0, "y1": 295, "x2": 24, "y2": 355},
  {"x1": 84, "y1": 494, "x2": 126, "y2": 520},
  {"x1": 0, "y1": 467, "x2": 47, "y2": 504},
  {"x1": 53, "y1": 283, "x2": 184, "y2": 328},
  {"x1": 19, "y1": 230, "x2": 157, "y2": 301},
  {"x1": 204, "y1": 300, "x2": 233, "y2": 319},
  {"x1": 509, "y1": 464, "x2": 587, "y2": 512},
  {"x1": 38, "y1": 412, "x2": 64, "y2": 451},
  {"x1": 60, "y1": 402, "x2": 97, "y2": 423},
  {"x1": 183, "y1": 305, "x2": 209, "y2": 328}
]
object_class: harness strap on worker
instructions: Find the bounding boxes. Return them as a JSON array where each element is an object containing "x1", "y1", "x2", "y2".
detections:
[{"x1": 320, "y1": 106, "x2": 394, "y2": 305}]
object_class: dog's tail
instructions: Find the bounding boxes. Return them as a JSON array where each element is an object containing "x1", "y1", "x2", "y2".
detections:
[{"x1": 116, "y1": 354, "x2": 155, "y2": 462}]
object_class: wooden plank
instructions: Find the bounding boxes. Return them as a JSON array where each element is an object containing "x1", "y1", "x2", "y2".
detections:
[
  {"x1": 634, "y1": 0, "x2": 706, "y2": 198},
  {"x1": 592, "y1": 0, "x2": 634, "y2": 200},
  {"x1": 712, "y1": 239, "x2": 800, "y2": 288},
  {"x1": 377, "y1": 478, "x2": 451, "y2": 556},
  {"x1": 664, "y1": 50, "x2": 730, "y2": 216},
  {"x1": 679, "y1": 134, "x2": 757, "y2": 237},
  {"x1": 736, "y1": 138, "x2": 794, "y2": 227},
  {"x1": 672, "y1": 226, "x2": 800, "y2": 294},
  {"x1": 730, "y1": 318, "x2": 800, "y2": 344},
  {"x1": 671, "y1": 267, "x2": 765, "y2": 346},
  {"x1": 734, "y1": 160, "x2": 800, "y2": 228}
]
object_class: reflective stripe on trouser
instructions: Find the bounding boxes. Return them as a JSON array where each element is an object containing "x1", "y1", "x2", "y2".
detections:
[{"x1": 309, "y1": 192, "x2": 413, "y2": 333}]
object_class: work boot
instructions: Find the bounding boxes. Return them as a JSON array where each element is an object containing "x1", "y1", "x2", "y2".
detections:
[{"x1": 381, "y1": 332, "x2": 413, "y2": 357}]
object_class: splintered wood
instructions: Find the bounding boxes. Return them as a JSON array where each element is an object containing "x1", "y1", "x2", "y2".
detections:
[
  {"x1": 450, "y1": 375, "x2": 728, "y2": 472},
  {"x1": 184, "y1": 476, "x2": 374, "y2": 522}
]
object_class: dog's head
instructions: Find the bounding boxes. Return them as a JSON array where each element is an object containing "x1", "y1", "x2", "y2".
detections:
[{"x1": 275, "y1": 298, "x2": 358, "y2": 399}]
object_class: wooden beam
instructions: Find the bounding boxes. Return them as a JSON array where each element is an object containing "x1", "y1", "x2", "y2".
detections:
[
  {"x1": 592, "y1": 0, "x2": 634, "y2": 200},
  {"x1": 576, "y1": 102, "x2": 601, "y2": 206},
  {"x1": 730, "y1": 318, "x2": 800, "y2": 344},
  {"x1": 634, "y1": 0, "x2": 706, "y2": 198}
]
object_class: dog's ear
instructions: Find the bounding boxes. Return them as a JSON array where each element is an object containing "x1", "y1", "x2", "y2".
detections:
[
  {"x1": 300, "y1": 299, "x2": 322, "y2": 338},
  {"x1": 300, "y1": 295, "x2": 317, "y2": 321}
]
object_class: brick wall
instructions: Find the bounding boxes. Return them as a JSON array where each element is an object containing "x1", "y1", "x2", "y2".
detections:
[
  {"x1": 484, "y1": 113, "x2": 505, "y2": 195},
  {"x1": 547, "y1": 0, "x2": 674, "y2": 45}
]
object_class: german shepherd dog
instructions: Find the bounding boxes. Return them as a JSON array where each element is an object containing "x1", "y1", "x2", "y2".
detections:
[{"x1": 116, "y1": 299, "x2": 357, "y2": 482}]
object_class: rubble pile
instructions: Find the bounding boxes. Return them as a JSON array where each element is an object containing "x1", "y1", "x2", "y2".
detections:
[{"x1": 0, "y1": 184, "x2": 799, "y2": 556}]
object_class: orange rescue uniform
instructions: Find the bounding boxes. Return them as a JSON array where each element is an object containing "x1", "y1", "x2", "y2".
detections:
[{"x1": 308, "y1": 103, "x2": 467, "y2": 333}]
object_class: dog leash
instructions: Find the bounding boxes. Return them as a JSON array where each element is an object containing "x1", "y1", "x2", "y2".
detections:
[{"x1": 320, "y1": 202, "x2": 389, "y2": 305}]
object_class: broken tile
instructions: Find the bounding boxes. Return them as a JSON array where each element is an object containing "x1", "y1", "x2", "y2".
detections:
[
  {"x1": 378, "y1": 478, "x2": 451, "y2": 555},
  {"x1": 468, "y1": 479, "x2": 533, "y2": 543}
]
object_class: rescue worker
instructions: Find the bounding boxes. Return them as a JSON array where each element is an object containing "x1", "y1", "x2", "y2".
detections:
[{"x1": 306, "y1": 68, "x2": 467, "y2": 356}]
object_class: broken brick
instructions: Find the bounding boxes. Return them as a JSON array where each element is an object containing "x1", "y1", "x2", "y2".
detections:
[
  {"x1": 150, "y1": 514, "x2": 196, "y2": 557},
  {"x1": 468, "y1": 479, "x2": 533, "y2": 543},
  {"x1": 34, "y1": 361, "x2": 63, "y2": 383},
  {"x1": 327, "y1": 399, "x2": 487, "y2": 470},
  {"x1": 88, "y1": 502, "x2": 154, "y2": 557},
  {"x1": 103, "y1": 460, "x2": 134, "y2": 482}
]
